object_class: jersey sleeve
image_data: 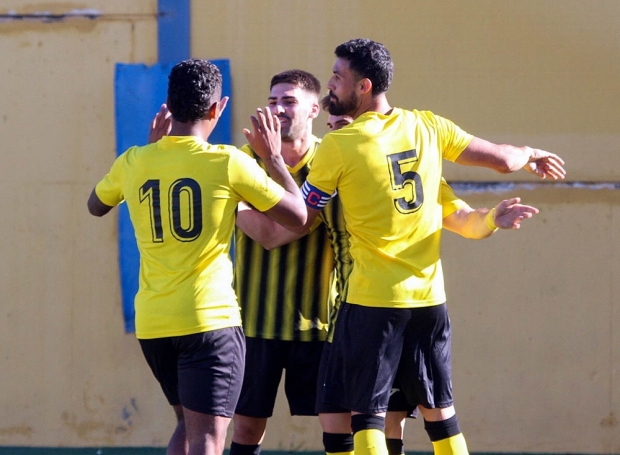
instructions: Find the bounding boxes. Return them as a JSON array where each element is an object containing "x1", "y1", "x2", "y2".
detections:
[
  {"x1": 228, "y1": 150, "x2": 285, "y2": 212},
  {"x1": 440, "y1": 178, "x2": 470, "y2": 219},
  {"x1": 94, "y1": 150, "x2": 130, "y2": 207},
  {"x1": 303, "y1": 135, "x2": 342, "y2": 210},
  {"x1": 432, "y1": 114, "x2": 474, "y2": 162}
]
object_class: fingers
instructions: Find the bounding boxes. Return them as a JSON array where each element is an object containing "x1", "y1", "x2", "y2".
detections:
[
  {"x1": 251, "y1": 106, "x2": 282, "y2": 135},
  {"x1": 494, "y1": 197, "x2": 539, "y2": 229},
  {"x1": 273, "y1": 114, "x2": 281, "y2": 136},
  {"x1": 526, "y1": 148, "x2": 567, "y2": 180},
  {"x1": 494, "y1": 197, "x2": 520, "y2": 216},
  {"x1": 546, "y1": 152, "x2": 565, "y2": 166},
  {"x1": 242, "y1": 128, "x2": 252, "y2": 141},
  {"x1": 219, "y1": 96, "x2": 229, "y2": 114},
  {"x1": 262, "y1": 106, "x2": 274, "y2": 131},
  {"x1": 149, "y1": 104, "x2": 172, "y2": 144}
]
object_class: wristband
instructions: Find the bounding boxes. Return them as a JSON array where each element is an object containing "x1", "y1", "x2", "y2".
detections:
[{"x1": 485, "y1": 208, "x2": 499, "y2": 232}]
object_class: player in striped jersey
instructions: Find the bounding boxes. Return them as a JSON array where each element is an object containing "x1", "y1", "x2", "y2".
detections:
[{"x1": 230, "y1": 70, "x2": 335, "y2": 455}]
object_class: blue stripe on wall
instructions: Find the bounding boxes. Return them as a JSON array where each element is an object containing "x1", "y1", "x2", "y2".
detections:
[{"x1": 157, "y1": 0, "x2": 190, "y2": 64}]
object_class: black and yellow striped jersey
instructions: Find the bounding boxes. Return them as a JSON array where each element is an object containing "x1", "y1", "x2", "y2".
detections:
[{"x1": 235, "y1": 136, "x2": 333, "y2": 341}]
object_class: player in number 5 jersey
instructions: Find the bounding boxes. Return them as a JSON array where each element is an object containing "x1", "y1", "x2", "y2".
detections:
[
  {"x1": 300, "y1": 39, "x2": 566, "y2": 455},
  {"x1": 87, "y1": 59, "x2": 306, "y2": 455}
]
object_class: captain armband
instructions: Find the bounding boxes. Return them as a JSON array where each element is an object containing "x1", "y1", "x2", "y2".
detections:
[{"x1": 301, "y1": 181, "x2": 332, "y2": 210}]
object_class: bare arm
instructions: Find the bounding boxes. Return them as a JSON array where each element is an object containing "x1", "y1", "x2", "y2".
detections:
[
  {"x1": 236, "y1": 202, "x2": 309, "y2": 250},
  {"x1": 243, "y1": 107, "x2": 307, "y2": 228},
  {"x1": 443, "y1": 197, "x2": 539, "y2": 239},
  {"x1": 456, "y1": 136, "x2": 566, "y2": 180},
  {"x1": 87, "y1": 188, "x2": 114, "y2": 217}
]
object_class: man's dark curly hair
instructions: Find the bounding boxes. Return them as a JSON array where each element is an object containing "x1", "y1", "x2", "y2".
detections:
[
  {"x1": 334, "y1": 38, "x2": 393, "y2": 95},
  {"x1": 167, "y1": 59, "x2": 222, "y2": 123},
  {"x1": 270, "y1": 69, "x2": 321, "y2": 96}
]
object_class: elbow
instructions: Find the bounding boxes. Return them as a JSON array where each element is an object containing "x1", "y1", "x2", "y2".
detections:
[
  {"x1": 87, "y1": 202, "x2": 112, "y2": 217},
  {"x1": 287, "y1": 208, "x2": 308, "y2": 229},
  {"x1": 87, "y1": 204, "x2": 104, "y2": 217}
]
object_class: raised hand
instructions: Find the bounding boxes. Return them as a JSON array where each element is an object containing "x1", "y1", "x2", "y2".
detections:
[
  {"x1": 148, "y1": 104, "x2": 172, "y2": 144},
  {"x1": 243, "y1": 107, "x2": 282, "y2": 162}
]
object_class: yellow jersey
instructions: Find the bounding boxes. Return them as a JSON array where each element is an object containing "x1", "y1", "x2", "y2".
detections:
[
  {"x1": 95, "y1": 136, "x2": 285, "y2": 339},
  {"x1": 303, "y1": 109, "x2": 472, "y2": 308}
]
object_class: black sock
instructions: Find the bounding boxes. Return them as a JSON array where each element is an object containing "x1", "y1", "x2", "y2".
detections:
[
  {"x1": 385, "y1": 438, "x2": 404, "y2": 455},
  {"x1": 323, "y1": 432, "x2": 354, "y2": 454},
  {"x1": 424, "y1": 415, "x2": 461, "y2": 442},
  {"x1": 229, "y1": 442, "x2": 261, "y2": 455}
]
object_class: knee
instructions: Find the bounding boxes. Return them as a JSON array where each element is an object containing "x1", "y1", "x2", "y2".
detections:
[
  {"x1": 232, "y1": 415, "x2": 267, "y2": 443},
  {"x1": 418, "y1": 404, "x2": 455, "y2": 422}
]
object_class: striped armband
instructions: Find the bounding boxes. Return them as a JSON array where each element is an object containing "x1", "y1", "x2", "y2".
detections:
[{"x1": 301, "y1": 181, "x2": 332, "y2": 210}]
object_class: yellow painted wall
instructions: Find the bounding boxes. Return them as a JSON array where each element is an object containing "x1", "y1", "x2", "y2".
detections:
[{"x1": 0, "y1": 0, "x2": 618, "y2": 453}]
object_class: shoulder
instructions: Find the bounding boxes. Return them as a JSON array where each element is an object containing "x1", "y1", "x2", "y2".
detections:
[
  {"x1": 237, "y1": 143, "x2": 255, "y2": 157},
  {"x1": 115, "y1": 144, "x2": 147, "y2": 168}
]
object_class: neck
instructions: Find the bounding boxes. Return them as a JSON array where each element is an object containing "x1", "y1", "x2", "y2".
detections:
[
  {"x1": 281, "y1": 134, "x2": 312, "y2": 167},
  {"x1": 169, "y1": 120, "x2": 212, "y2": 141},
  {"x1": 352, "y1": 93, "x2": 392, "y2": 119}
]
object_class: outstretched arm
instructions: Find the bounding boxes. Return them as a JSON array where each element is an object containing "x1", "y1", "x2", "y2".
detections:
[
  {"x1": 456, "y1": 136, "x2": 566, "y2": 180},
  {"x1": 443, "y1": 197, "x2": 539, "y2": 239}
]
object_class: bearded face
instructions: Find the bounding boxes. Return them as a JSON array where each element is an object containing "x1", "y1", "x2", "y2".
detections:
[{"x1": 327, "y1": 90, "x2": 359, "y2": 117}]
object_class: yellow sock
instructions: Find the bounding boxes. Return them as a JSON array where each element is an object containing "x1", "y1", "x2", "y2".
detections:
[
  {"x1": 353, "y1": 429, "x2": 388, "y2": 455},
  {"x1": 431, "y1": 433, "x2": 469, "y2": 455},
  {"x1": 326, "y1": 451, "x2": 354, "y2": 455}
]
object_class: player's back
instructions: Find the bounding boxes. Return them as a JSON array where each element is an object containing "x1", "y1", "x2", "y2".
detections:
[
  {"x1": 113, "y1": 136, "x2": 262, "y2": 338},
  {"x1": 308, "y1": 108, "x2": 471, "y2": 309}
]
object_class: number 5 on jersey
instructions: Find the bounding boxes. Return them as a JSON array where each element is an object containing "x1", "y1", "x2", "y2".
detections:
[{"x1": 387, "y1": 150, "x2": 424, "y2": 214}]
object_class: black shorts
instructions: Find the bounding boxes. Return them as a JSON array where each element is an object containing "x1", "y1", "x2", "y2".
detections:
[
  {"x1": 388, "y1": 381, "x2": 418, "y2": 418},
  {"x1": 323, "y1": 302, "x2": 453, "y2": 414},
  {"x1": 139, "y1": 326, "x2": 245, "y2": 418},
  {"x1": 235, "y1": 337, "x2": 324, "y2": 418},
  {"x1": 317, "y1": 342, "x2": 419, "y2": 417},
  {"x1": 315, "y1": 341, "x2": 348, "y2": 414}
]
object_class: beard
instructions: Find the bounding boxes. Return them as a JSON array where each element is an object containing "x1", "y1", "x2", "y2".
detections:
[
  {"x1": 328, "y1": 91, "x2": 358, "y2": 116},
  {"x1": 279, "y1": 115, "x2": 306, "y2": 142}
]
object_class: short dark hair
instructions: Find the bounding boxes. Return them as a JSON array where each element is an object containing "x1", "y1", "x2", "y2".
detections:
[
  {"x1": 334, "y1": 38, "x2": 393, "y2": 95},
  {"x1": 270, "y1": 69, "x2": 321, "y2": 97},
  {"x1": 167, "y1": 59, "x2": 222, "y2": 123}
]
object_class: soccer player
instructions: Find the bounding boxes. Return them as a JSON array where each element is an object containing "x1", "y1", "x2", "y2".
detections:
[
  {"x1": 87, "y1": 59, "x2": 306, "y2": 455},
  {"x1": 300, "y1": 38, "x2": 566, "y2": 455},
  {"x1": 229, "y1": 70, "x2": 338, "y2": 455},
  {"x1": 239, "y1": 100, "x2": 540, "y2": 455}
]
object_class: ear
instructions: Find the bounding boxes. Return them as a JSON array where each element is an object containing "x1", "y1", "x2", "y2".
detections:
[
  {"x1": 359, "y1": 78, "x2": 372, "y2": 95},
  {"x1": 205, "y1": 102, "x2": 217, "y2": 120},
  {"x1": 309, "y1": 100, "x2": 320, "y2": 120}
]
